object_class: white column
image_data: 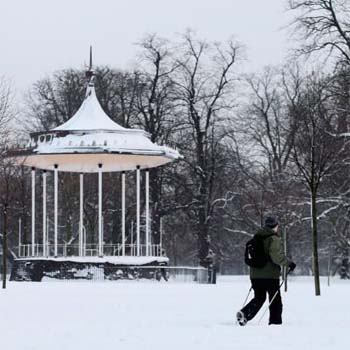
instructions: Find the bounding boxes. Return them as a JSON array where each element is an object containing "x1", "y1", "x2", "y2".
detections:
[
  {"x1": 145, "y1": 169, "x2": 150, "y2": 256},
  {"x1": 121, "y1": 171, "x2": 126, "y2": 256},
  {"x1": 131, "y1": 221, "x2": 134, "y2": 256},
  {"x1": 83, "y1": 226, "x2": 86, "y2": 256},
  {"x1": 160, "y1": 217, "x2": 163, "y2": 256},
  {"x1": 98, "y1": 164, "x2": 103, "y2": 257},
  {"x1": 54, "y1": 165, "x2": 58, "y2": 257},
  {"x1": 31, "y1": 167, "x2": 36, "y2": 257},
  {"x1": 46, "y1": 217, "x2": 49, "y2": 248},
  {"x1": 136, "y1": 166, "x2": 141, "y2": 256},
  {"x1": 18, "y1": 217, "x2": 22, "y2": 257},
  {"x1": 79, "y1": 173, "x2": 84, "y2": 256},
  {"x1": 42, "y1": 170, "x2": 47, "y2": 257}
]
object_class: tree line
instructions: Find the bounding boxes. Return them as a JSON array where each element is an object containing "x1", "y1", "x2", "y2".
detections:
[{"x1": 2, "y1": 1, "x2": 350, "y2": 295}]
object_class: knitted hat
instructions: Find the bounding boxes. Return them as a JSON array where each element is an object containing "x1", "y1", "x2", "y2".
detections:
[{"x1": 265, "y1": 216, "x2": 278, "y2": 229}]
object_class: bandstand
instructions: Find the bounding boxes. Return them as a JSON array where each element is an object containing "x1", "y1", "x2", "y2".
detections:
[{"x1": 9, "y1": 59, "x2": 180, "y2": 281}]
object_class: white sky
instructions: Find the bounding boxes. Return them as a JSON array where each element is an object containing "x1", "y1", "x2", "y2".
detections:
[{"x1": 0, "y1": 0, "x2": 293, "y2": 92}]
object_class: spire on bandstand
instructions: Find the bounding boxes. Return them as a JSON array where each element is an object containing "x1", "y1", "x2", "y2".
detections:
[{"x1": 85, "y1": 45, "x2": 95, "y2": 86}]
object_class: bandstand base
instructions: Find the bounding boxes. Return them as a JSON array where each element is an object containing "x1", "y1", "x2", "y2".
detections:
[{"x1": 10, "y1": 256, "x2": 169, "y2": 282}]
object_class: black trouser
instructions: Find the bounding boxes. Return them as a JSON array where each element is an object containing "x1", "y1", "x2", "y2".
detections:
[{"x1": 241, "y1": 278, "x2": 282, "y2": 325}]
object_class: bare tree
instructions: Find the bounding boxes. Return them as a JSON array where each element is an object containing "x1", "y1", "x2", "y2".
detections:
[
  {"x1": 173, "y1": 31, "x2": 241, "y2": 266},
  {"x1": 289, "y1": 0, "x2": 350, "y2": 64},
  {"x1": 132, "y1": 34, "x2": 179, "y2": 245},
  {"x1": 315, "y1": 64, "x2": 350, "y2": 278},
  {"x1": 0, "y1": 157, "x2": 20, "y2": 288},
  {"x1": 0, "y1": 76, "x2": 13, "y2": 143},
  {"x1": 221, "y1": 67, "x2": 302, "y2": 274},
  {"x1": 244, "y1": 67, "x2": 299, "y2": 180},
  {"x1": 291, "y1": 72, "x2": 348, "y2": 295},
  {"x1": 0, "y1": 77, "x2": 16, "y2": 288},
  {"x1": 26, "y1": 67, "x2": 133, "y2": 131}
]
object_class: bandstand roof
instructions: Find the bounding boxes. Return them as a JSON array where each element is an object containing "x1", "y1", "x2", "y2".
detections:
[
  {"x1": 53, "y1": 85, "x2": 126, "y2": 132},
  {"x1": 10, "y1": 69, "x2": 181, "y2": 173}
]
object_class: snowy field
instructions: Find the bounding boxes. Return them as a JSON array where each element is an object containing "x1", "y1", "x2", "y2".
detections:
[{"x1": 0, "y1": 276, "x2": 349, "y2": 350}]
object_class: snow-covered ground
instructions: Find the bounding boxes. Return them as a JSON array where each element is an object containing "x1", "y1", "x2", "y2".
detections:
[{"x1": 0, "y1": 276, "x2": 348, "y2": 350}]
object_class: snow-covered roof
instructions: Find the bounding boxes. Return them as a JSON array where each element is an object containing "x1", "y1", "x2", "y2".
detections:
[
  {"x1": 10, "y1": 74, "x2": 181, "y2": 172},
  {"x1": 53, "y1": 84, "x2": 126, "y2": 131}
]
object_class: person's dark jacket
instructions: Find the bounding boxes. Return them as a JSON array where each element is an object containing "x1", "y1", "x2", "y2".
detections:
[{"x1": 250, "y1": 227, "x2": 290, "y2": 279}]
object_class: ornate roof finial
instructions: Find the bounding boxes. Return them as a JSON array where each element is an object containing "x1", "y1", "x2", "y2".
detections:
[{"x1": 85, "y1": 45, "x2": 95, "y2": 86}]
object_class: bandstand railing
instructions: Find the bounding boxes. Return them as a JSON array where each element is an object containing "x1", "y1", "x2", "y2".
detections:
[{"x1": 18, "y1": 243, "x2": 162, "y2": 258}]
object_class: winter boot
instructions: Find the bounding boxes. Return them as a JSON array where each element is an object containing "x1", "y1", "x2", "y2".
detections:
[{"x1": 236, "y1": 311, "x2": 247, "y2": 326}]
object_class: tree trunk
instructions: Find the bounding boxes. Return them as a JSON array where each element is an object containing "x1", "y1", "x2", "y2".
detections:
[
  {"x1": 198, "y1": 231, "x2": 210, "y2": 267},
  {"x1": 2, "y1": 205, "x2": 7, "y2": 289},
  {"x1": 283, "y1": 226, "x2": 288, "y2": 292},
  {"x1": 311, "y1": 189, "x2": 321, "y2": 296},
  {"x1": 198, "y1": 180, "x2": 210, "y2": 266}
]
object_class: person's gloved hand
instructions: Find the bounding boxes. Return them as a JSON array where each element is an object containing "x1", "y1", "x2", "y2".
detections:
[{"x1": 288, "y1": 262, "x2": 296, "y2": 272}]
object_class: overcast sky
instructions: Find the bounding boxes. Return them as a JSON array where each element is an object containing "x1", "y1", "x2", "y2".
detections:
[{"x1": 0, "y1": 0, "x2": 293, "y2": 92}]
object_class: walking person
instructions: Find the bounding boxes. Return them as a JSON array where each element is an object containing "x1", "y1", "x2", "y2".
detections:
[{"x1": 236, "y1": 216, "x2": 296, "y2": 326}]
